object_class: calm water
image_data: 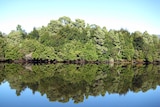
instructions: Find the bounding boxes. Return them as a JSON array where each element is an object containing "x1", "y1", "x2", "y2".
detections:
[{"x1": 0, "y1": 63, "x2": 160, "y2": 107}]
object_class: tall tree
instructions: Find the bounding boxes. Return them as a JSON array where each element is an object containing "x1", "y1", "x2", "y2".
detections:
[
  {"x1": 0, "y1": 31, "x2": 3, "y2": 37},
  {"x1": 16, "y1": 24, "x2": 27, "y2": 39},
  {"x1": 28, "y1": 27, "x2": 39, "y2": 40}
]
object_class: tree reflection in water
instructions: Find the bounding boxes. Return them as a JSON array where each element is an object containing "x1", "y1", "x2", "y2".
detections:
[{"x1": 0, "y1": 63, "x2": 160, "y2": 103}]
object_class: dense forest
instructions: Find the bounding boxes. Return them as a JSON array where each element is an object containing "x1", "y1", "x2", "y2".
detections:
[
  {"x1": 0, "y1": 63, "x2": 160, "y2": 103},
  {"x1": 0, "y1": 16, "x2": 160, "y2": 63}
]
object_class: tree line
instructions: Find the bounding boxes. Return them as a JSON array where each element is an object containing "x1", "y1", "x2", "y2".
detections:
[{"x1": 0, "y1": 16, "x2": 160, "y2": 63}]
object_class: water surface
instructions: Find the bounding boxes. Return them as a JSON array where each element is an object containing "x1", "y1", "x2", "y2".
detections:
[{"x1": 0, "y1": 64, "x2": 160, "y2": 107}]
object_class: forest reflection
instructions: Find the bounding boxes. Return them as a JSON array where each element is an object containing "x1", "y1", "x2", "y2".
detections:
[{"x1": 0, "y1": 63, "x2": 160, "y2": 103}]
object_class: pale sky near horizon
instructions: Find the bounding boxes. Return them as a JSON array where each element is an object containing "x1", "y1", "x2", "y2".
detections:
[{"x1": 0, "y1": 0, "x2": 160, "y2": 35}]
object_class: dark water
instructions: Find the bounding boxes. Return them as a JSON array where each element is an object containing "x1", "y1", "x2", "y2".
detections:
[{"x1": 0, "y1": 63, "x2": 160, "y2": 107}]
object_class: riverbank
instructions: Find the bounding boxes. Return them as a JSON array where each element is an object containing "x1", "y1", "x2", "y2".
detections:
[{"x1": 0, "y1": 59, "x2": 160, "y2": 65}]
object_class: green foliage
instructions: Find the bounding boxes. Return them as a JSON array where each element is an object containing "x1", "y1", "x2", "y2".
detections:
[
  {"x1": 58, "y1": 16, "x2": 72, "y2": 26},
  {"x1": 16, "y1": 24, "x2": 27, "y2": 39},
  {"x1": 0, "y1": 17, "x2": 160, "y2": 62},
  {"x1": 4, "y1": 44, "x2": 23, "y2": 60},
  {"x1": 27, "y1": 27, "x2": 39, "y2": 40},
  {"x1": 0, "y1": 31, "x2": 3, "y2": 37},
  {"x1": 21, "y1": 39, "x2": 59, "y2": 60},
  {"x1": 0, "y1": 37, "x2": 5, "y2": 59}
]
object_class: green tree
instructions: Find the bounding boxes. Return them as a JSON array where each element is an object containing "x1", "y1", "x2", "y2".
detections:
[
  {"x1": 0, "y1": 37, "x2": 5, "y2": 59},
  {"x1": 1, "y1": 16, "x2": 160, "y2": 62},
  {"x1": 118, "y1": 29, "x2": 134, "y2": 61},
  {"x1": 58, "y1": 16, "x2": 72, "y2": 26},
  {"x1": 107, "y1": 30, "x2": 121, "y2": 61},
  {"x1": 4, "y1": 44, "x2": 23, "y2": 60},
  {"x1": 0, "y1": 31, "x2": 3, "y2": 37},
  {"x1": 16, "y1": 24, "x2": 27, "y2": 39},
  {"x1": 28, "y1": 27, "x2": 39, "y2": 40}
]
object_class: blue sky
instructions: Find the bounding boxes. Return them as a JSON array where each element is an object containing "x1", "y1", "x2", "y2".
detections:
[{"x1": 0, "y1": 0, "x2": 160, "y2": 34}]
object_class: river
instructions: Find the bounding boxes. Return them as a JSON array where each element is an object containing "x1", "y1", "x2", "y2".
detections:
[{"x1": 0, "y1": 63, "x2": 160, "y2": 107}]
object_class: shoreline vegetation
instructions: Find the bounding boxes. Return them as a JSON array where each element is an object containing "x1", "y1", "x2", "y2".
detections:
[
  {"x1": 0, "y1": 16, "x2": 160, "y2": 64},
  {"x1": 0, "y1": 58, "x2": 160, "y2": 64}
]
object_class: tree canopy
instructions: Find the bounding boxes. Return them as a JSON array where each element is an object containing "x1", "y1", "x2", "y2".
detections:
[{"x1": 0, "y1": 16, "x2": 160, "y2": 62}]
